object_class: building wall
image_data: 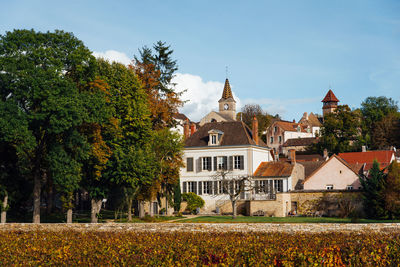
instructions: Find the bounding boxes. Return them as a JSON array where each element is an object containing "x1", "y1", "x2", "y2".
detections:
[
  {"x1": 199, "y1": 111, "x2": 230, "y2": 126},
  {"x1": 266, "y1": 123, "x2": 313, "y2": 154},
  {"x1": 181, "y1": 145, "x2": 272, "y2": 212},
  {"x1": 282, "y1": 145, "x2": 307, "y2": 156},
  {"x1": 290, "y1": 163, "x2": 305, "y2": 190},
  {"x1": 248, "y1": 193, "x2": 291, "y2": 217},
  {"x1": 303, "y1": 157, "x2": 360, "y2": 190}
]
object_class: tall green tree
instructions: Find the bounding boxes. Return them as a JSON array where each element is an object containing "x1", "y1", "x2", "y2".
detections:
[
  {"x1": 316, "y1": 105, "x2": 362, "y2": 154},
  {"x1": 0, "y1": 29, "x2": 107, "y2": 223},
  {"x1": 360, "y1": 96, "x2": 399, "y2": 149},
  {"x1": 96, "y1": 59, "x2": 155, "y2": 221},
  {"x1": 359, "y1": 160, "x2": 387, "y2": 219}
]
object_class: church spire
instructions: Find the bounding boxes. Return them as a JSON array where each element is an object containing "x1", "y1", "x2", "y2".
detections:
[{"x1": 221, "y1": 78, "x2": 234, "y2": 100}]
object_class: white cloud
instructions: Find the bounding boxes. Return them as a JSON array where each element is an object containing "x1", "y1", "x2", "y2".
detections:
[
  {"x1": 172, "y1": 73, "x2": 241, "y2": 121},
  {"x1": 92, "y1": 50, "x2": 132, "y2": 65}
]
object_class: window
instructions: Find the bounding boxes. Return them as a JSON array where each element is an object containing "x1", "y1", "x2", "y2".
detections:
[
  {"x1": 203, "y1": 181, "x2": 212, "y2": 194},
  {"x1": 270, "y1": 136, "x2": 274, "y2": 144},
  {"x1": 274, "y1": 180, "x2": 283, "y2": 192},
  {"x1": 186, "y1": 157, "x2": 193, "y2": 172},
  {"x1": 346, "y1": 185, "x2": 353, "y2": 190},
  {"x1": 211, "y1": 135, "x2": 217, "y2": 144},
  {"x1": 202, "y1": 157, "x2": 212, "y2": 171},
  {"x1": 259, "y1": 180, "x2": 269, "y2": 193},
  {"x1": 278, "y1": 136, "x2": 282, "y2": 144},
  {"x1": 274, "y1": 126, "x2": 277, "y2": 133},
  {"x1": 234, "y1": 155, "x2": 244, "y2": 170},
  {"x1": 187, "y1": 182, "x2": 197, "y2": 194},
  {"x1": 216, "y1": 156, "x2": 227, "y2": 170},
  {"x1": 326, "y1": 185, "x2": 333, "y2": 190},
  {"x1": 218, "y1": 181, "x2": 223, "y2": 194}
]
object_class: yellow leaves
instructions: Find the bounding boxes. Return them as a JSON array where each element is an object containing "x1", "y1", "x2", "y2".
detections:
[{"x1": 0, "y1": 231, "x2": 399, "y2": 265}]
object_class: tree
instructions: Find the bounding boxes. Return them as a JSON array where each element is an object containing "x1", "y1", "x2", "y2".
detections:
[
  {"x1": 151, "y1": 129, "x2": 184, "y2": 215},
  {"x1": 173, "y1": 182, "x2": 182, "y2": 213},
  {"x1": 359, "y1": 160, "x2": 387, "y2": 219},
  {"x1": 384, "y1": 161, "x2": 400, "y2": 219},
  {"x1": 0, "y1": 29, "x2": 107, "y2": 223},
  {"x1": 95, "y1": 59, "x2": 155, "y2": 222},
  {"x1": 213, "y1": 170, "x2": 252, "y2": 219},
  {"x1": 316, "y1": 105, "x2": 362, "y2": 154},
  {"x1": 371, "y1": 112, "x2": 400, "y2": 149},
  {"x1": 133, "y1": 41, "x2": 183, "y2": 130},
  {"x1": 182, "y1": 192, "x2": 204, "y2": 214},
  {"x1": 236, "y1": 104, "x2": 273, "y2": 137},
  {"x1": 361, "y1": 96, "x2": 398, "y2": 149}
]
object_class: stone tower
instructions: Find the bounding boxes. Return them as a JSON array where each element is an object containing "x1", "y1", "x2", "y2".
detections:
[
  {"x1": 218, "y1": 78, "x2": 236, "y2": 120},
  {"x1": 322, "y1": 89, "x2": 339, "y2": 117}
]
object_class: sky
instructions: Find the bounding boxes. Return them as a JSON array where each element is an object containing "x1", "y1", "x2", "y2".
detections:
[{"x1": 1, "y1": 1, "x2": 400, "y2": 121}]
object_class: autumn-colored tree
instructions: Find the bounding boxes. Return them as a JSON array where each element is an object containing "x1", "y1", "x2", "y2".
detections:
[
  {"x1": 236, "y1": 104, "x2": 274, "y2": 137},
  {"x1": 384, "y1": 161, "x2": 400, "y2": 219},
  {"x1": 132, "y1": 41, "x2": 183, "y2": 130}
]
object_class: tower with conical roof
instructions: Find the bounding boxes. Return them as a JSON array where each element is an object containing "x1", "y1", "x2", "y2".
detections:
[
  {"x1": 218, "y1": 78, "x2": 236, "y2": 120},
  {"x1": 322, "y1": 89, "x2": 339, "y2": 117}
]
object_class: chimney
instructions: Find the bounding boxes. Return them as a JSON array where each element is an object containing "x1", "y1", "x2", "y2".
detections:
[
  {"x1": 190, "y1": 123, "x2": 196, "y2": 136},
  {"x1": 323, "y1": 149, "x2": 328, "y2": 159},
  {"x1": 293, "y1": 119, "x2": 295, "y2": 123},
  {"x1": 289, "y1": 149, "x2": 296, "y2": 164},
  {"x1": 362, "y1": 146, "x2": 367, "y2": 152},
  {"x1": 183, "y1": 119, "x2": 189, "y2": 140},
  {"x1": 252, "y1": 115, "x2": 259, "y2": 145}
]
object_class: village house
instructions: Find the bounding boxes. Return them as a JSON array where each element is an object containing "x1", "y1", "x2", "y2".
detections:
[
  {"x1": 338, "y1": 149, "x2": 396, "y2": 174},
  {"x1": 180, "y1": 80, "x2": 273, "y2": 213}
]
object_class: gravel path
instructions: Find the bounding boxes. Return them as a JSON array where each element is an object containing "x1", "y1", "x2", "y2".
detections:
[{"x1": 1, "y1": 222, "x2": 400, "y2": 233}]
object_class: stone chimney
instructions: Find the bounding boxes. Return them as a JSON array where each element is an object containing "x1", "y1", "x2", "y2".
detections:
[
  {"x1": 190, "y1": 123, "x2": 196, "y2": 136},
  {"x1": 323, "y1": 148, "x2": 328, "y2": 159},
  {"x1": 293, "y1": 119, "x2": 295, "y2": 123},
  {"x1": 252, "y1": 115, "x2": 259, "y2": 145},
  {"x1": 183, "y1": 119, "x2": 189, "y2": 140},
  {"x1": 362, "y1": 146, "x2": 367, "y2": 152},
  {"x1": 289, "y1": 149, "x2": 296, "y2": 164}
]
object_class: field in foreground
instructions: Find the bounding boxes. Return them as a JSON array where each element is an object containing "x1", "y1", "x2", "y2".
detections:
[{"x1": 0, "y1": 231, "x2": 399, "y2": 266}]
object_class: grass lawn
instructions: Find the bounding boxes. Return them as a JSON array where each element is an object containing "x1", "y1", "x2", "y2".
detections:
[{"x1": 177, "y1": 215, "x2": 400, "y2": 223}]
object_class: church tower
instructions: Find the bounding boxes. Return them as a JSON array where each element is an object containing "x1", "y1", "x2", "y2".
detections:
[
  {"x1": 218, "y1": 78, "x2": 236, "y2": 120},
  {"x1": 322, "y1": 89, "x2": 339, "y2": 117}
]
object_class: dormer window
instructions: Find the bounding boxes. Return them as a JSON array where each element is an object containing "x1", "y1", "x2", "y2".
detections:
[
  {"x1": 208, "y1": 129, "x2": 224, "y2": 146},
  {"x1": 297, "y1": 125, "x2": 301, "y2": 132}
]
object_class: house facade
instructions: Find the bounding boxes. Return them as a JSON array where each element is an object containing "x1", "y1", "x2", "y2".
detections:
[
  {"x1": 303, "y1": 155, "x2": 361, "y2": 190},
  {"x1": 180, "y1": 121, "x2": 273, "y2": 212},
  {"x1": 265, "y1": 120, "x2": 313, "y2": 155}
]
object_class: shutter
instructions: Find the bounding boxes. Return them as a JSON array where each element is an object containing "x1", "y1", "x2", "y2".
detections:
[
  {"x1": 213, "y1": 157, "x2": 217, "y2": 171},
  {"x1": 240, "y1": 156, "x2": 244, "y2": 170},
  {"x1": 223, "y1": 156, "x2": 228, "y2": 170},
  {"x1": 193, "y1": 182, "x2": 197, "y2": 194},
  {"x1": 197, "y1": 158, "x2": 202, "y2": 172},
  {"x1": 208, "y1": 181, "x2": 212, "y2": 193},
  {"x1": 208, "y1": 157, "x2": 212, "y2": 171},
  {"x1": 213, "y1": 181, "x2": 218, "y2": 195},
  {"x1": 183, "y1": 182, "x2": 187, "y2": 193},
  {"x1": 229, "y1": 156, "x2": 233, "y2": 170},
  {"x1": 255, "y1": 180, "x2": 259, "y2": 194},
  {"x1": 187, "y1": 158, "x2": 193, "y2": 172},
  {"x1": 198, "y1": 181, "x2": 202, "y2": 195}
]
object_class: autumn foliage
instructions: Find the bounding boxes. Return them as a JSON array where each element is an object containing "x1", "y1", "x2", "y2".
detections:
[{"x1": 0, "y1": 231, "x2": 399, "y2": 265}]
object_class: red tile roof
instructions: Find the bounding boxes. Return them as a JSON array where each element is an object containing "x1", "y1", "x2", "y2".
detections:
[
  {"x1": 321, "y1": 89, "x2": 339, "y2": 102},
  {"x1": 282, "y1": 137, "x2": 318, "y2": 147},
  {"x1": 338, "y1": 151, "x2": 395, "y2": 171},
  {"x1": 272, "y1": 121, "x2": 309, "y2": 133},
  {"x1": 254, "y1": 162, "x2": 294, "y2": 177}
]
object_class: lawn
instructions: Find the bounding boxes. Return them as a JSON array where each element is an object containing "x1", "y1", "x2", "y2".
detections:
[{"x1": 177, "y1": 215, "x2": 400, "y2": 223}]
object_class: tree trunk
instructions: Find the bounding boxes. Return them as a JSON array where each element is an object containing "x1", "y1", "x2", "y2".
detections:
[
  {"x1": 33, "y1": 174, "x2": 41, "y2": 224},
  {"x1": 127, "y1": 198, "x2": 133, "y2": 222},
  {"x1": 139, "y1": 201, "x2": 145, "y2": 219},
  {"x1": 1, "y1": 193, "x2": 8, "y2": 224},
  {"x1": 91, "y1": 199, "x2": 102, "y2": 223},
  {"x1": 165, "y1": 195, "x2": 168, "y2": 216},
  {"x1": 232, "y1": 200, "x2": 237, "y2": 219},
  {"x1": 66, "y1": 208, "x2": 73, "y2": 224},
  {"x1": 46, "y1": 181, "x2": 54, "y2": 215}
]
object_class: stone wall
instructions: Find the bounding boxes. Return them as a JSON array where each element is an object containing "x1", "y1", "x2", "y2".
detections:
[{"x1": 248, "y1": 193, "x2": 291, "y2": 217}]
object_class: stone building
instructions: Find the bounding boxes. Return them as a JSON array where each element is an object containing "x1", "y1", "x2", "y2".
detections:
[
  {"x1": 322, "y1": 89, "x2": 339, "y2": 117},
  {"x1": 199, "y1": 79, "x2": 237, "y2": 126}
]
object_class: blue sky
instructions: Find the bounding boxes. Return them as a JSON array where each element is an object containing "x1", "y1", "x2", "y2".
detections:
[{"x1": 1, "y1": 1, "x2": 399, "y2": 121}]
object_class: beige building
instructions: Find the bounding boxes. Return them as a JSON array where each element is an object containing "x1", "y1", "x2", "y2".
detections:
[
  {"x1": 303, "y1": 155, "x2": 361, "y2": 190},
  {"x1": 199, "y1": 79, "x2": 237, "y2": 126}
]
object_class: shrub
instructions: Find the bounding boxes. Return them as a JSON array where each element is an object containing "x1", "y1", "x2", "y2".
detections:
[{"x1": 182, "y1": 192, "x2": 204, "y2": 214}]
